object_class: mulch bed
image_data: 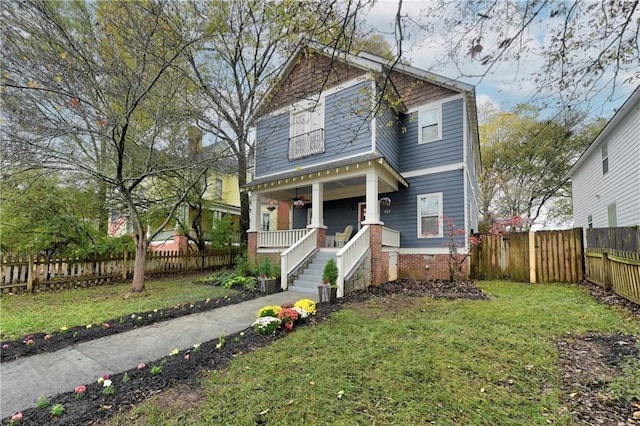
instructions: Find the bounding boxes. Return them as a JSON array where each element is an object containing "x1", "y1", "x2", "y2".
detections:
[{"x1": 2, "y1": 278, "x2": 638, "y2": 425}]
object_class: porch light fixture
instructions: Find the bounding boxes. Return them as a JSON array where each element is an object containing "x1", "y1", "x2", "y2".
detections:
[
  {"x1": 266, "y1": 201, "x2": 277, "y2": 211},
  {"x1": 379, "y1": 197, "x2": 391, "y2": 207}
]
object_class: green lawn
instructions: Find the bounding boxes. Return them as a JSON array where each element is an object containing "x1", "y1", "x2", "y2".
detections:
[
  {"x1": 105, "y1": 280, "x2": 639, "y2": 425},
  {"x1": 0, "y1": 273, "x2": 234, "y2": 340}
]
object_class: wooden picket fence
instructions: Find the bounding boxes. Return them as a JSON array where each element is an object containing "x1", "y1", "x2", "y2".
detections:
[
  {"x1": 0, "y1": 247, "x2": 241, "y2": 294},
  {"x1": 470, "y1": 228, "x2": 584, "y2": 284}
]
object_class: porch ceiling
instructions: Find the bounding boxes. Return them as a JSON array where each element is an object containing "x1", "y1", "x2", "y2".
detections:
[{"x1": 248, "y1": 155, "x2": 408, "y2": 203}]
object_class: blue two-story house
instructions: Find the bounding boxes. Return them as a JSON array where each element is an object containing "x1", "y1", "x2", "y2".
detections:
[{"x1": 247, "y1": 46, "x2": 481, "y2": 297}]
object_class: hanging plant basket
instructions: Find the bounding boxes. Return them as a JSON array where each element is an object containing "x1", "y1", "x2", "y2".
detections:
[{"x1": 379, "y1": 197, "x2": 391, "y2": 207}]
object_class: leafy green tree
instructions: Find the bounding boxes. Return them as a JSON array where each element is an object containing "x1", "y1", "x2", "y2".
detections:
[
  {"x1": 478, "y1": 105, "x2": 603, "y2": 228},
  {"x1": 0, "y1": 173, "x2": 132, "y2": 258},
  {"x1": 1, "y1": 0, "x2": 213, "y2": 292}
]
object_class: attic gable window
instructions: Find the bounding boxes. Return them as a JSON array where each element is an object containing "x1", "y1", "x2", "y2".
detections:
[
  {"x1": 418, "y1": 104, "x2": 442, "y2": 144},
  {"x1": 289, "y1": 103, "x2": 324, "y2": 160}
]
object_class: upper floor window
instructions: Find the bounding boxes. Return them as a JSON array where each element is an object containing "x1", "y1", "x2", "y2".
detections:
[
  {"x1": 214, "y1": 178, "x2": 223, "y2": 199},
  {"x1": 417, "y1": 192, "x2": 443, "y2": 238},
  {"x1": 418, "y1": 104, "x2": 442, "y2": 144},
  {"x1": 289, "y1": 104, "x2": 324, "y2": 160},
  {"x1": 601, "y1": 141, "x2": 609, "y2": 175}
]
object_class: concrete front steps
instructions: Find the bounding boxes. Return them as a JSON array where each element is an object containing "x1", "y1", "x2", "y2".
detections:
[{"x1": 288, "y1": 248, "x2": 338, "y2": 295}]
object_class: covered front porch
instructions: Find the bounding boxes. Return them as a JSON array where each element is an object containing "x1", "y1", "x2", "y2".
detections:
[{"x1": 246, "y1": 157, "x2": 406, "y2": 298}]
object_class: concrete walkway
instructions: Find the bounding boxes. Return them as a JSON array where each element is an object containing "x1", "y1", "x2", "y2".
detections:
[{"x1": 0, "y1": 291, "x2": 317, "y2": 417}]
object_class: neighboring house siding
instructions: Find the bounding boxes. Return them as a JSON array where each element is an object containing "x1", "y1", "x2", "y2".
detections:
[
  {"x1": 398, "y1": 98, "x2": 464, "y2": 172},
  {"x1": 254, "y1": 112, "x2": 289, "y2": 178},
  {"x1": 375, "y1": 101, "x2": 399, "y2": 170},
  {"x1": 572, "y1": 105, "x2": 640, "y2": 228},
  {"x1": 383, "y1": 169, "x2": 465, "y2": 248}
]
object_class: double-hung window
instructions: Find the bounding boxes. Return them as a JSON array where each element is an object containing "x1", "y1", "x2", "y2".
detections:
[
  {"x1": 418, "y1": 104, "x2": 442, "y2": 144},
  {"x1": 417, "y1": 192, "x2": 443, "y2": 238},
  {"x1": 289, "y1": 103, "x2": 324, "y2": 160}
]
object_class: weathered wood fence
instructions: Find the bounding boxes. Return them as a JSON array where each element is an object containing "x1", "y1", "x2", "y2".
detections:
[
  {"x1": 584, "y1": 226, "x2": 640, "y2": 304},
  {"x1": 0, "y1": 247, "x2": 241, "y2": 294},
  {"x1": 470, "y1": 228, "x2": 585, "y2": 284},
  {"x1": 471, "y1": 226, "x2": 640, "y2": 305}
]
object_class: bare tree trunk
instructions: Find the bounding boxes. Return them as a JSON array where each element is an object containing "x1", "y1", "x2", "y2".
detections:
[{"x1": 131, "y1": 234, "x2": 147, "y2": 293}]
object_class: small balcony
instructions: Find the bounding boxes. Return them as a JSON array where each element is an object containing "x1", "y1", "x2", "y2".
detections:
[{"x1": 288, "y1": 128, "x2": 324, "y2": 160}]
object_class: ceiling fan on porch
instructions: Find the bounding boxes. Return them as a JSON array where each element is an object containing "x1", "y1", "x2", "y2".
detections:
[{"x1": 292, "y1": 188, "x2": 309, "y2": 208}]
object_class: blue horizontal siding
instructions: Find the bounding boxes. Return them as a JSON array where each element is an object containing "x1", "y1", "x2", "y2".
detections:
[
  {"x1": 381, "y1": 169, "x2": 466, "y2": 248},
  {"x1": 398, "y1": 98, "x2": 464, "y2": 173},
  {"x1": 375, "y1": 102, "x2": 399, "y2": 170},
  {"x1": 254, "y1": 82, "x2": 373, "y2": 178},
  {"x1": 255, "y1": 112, "x2": 289, "y2": 178}
]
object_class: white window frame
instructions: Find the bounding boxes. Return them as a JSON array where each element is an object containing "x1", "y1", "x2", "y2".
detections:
[
  {"x1": 417, "y1": 192, "x2": 443, "y2": 238},
  {"x1": 289, "y1": 101, "x2": 324, "y2": 139},
  {"x1": 601, "y1": 141, "x2": 609, "y2": 175},
  {"x1": 418, "y1": 103, "x2": 442, "y2": 144}
]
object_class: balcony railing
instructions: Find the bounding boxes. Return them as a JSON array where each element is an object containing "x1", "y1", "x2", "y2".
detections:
[{"x1": 289, "y1": 128, "x2": 324, "y2": 160}]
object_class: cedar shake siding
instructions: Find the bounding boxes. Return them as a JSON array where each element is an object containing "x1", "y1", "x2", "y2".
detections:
[
  {"x1": 390, "y1": 71, "x2": 457, "y2": 110},
  {"x1": 266, "y1": 52, "x2": 367, "y2": 113}
]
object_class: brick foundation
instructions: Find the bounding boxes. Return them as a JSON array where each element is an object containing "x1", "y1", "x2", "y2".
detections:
[
  {"x1": 398, "y1": 254, "x2": 469, "y2": 281},
  {"x1": 316, "y1": 227, "x2": 326, "y2": 249}
]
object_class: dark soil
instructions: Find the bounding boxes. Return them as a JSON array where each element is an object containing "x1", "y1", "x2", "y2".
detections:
[{"x1": 2, "y1": 278, "x2": 638, "y2": 426}]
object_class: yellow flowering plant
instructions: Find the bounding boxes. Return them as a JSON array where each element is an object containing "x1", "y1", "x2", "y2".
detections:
[
  {"x1": 294, "y1": 299, "x2": 317, "y2": 316},
  {"x1": 256, "y1": 305, "x2": 282, "y2": 318}
]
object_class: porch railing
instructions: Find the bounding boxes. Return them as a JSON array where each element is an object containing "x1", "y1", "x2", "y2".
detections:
[
  {"x1": 382, "y1": 227, "x2": 400, "y2": 247},
  {"x1": 336, "y1": 225, "x2": 370, "y2": 298},
  {"x1": 280, "y1": 228, "x2": 317, "y2": 290},
  {"x1": 258, "y1": 229, "x2": 308, "y2": 248},
  {"x1": 289, "y1": 128, "x2": 324, "y2": 160}
]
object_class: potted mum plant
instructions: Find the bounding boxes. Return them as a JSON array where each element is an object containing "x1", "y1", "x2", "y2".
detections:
[
  {"x1": 257, "y1": 257, "x2": 279, "y2": 294},
  {"x1": 318, "y1": 258, "x2": 338, "y2": 303}
]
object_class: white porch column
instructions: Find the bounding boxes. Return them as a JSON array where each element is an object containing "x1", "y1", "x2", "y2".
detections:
[
  {"x1": 248, "y1": 192, "x2": 260, "y2": 232},
  {"x1": 308, "y1": 182, "x2": 326, "y2": 229},
  {"x1": 362, "y1": 171, "x2": 383, "y2": 225}
]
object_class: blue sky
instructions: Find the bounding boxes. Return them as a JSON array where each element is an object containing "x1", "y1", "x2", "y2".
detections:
[{"x1": 363, "y1": 0, "x2": 637, "y2": 123}]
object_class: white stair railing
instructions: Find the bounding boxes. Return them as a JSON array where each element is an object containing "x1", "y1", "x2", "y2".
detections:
[
  {"x1": 335, "y1": 225, "x2": 370, "y2": 297},
  {"x1": 280, "y1": 229, "x2": 317, "y2": 290},
  {"x1": 258, "y1": 229, "x2": 308, "y2": 247}
]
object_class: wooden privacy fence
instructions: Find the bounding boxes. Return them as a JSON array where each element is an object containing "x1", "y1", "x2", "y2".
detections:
[
  {"x1": 584, "y1": 226, "x2": 640, "y2": 305},
  {"x1": 0, "y1": 247, "x2": 241, "y2": 294},
  {"x1": 470, "y1": 228, "x2": 584, "y2": 284}
]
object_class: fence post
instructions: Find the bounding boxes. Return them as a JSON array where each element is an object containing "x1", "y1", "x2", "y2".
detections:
[
  {"x1": 27, "y1": 254, "x2": 34, "y2": 292},
  {"x1": 602, "y1": 251, "x2": 611, "y2": 291},
  {"x1": 528, "y1": 230, "x2": 537, "y2": 283},
  {"x1": 122, "y1": 249, "x2": 128, "y2": 280}
]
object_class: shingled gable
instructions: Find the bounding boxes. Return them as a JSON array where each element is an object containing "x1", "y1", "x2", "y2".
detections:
[{"x1": 261, "y1": 45, "x2": 471, "y2": 117}]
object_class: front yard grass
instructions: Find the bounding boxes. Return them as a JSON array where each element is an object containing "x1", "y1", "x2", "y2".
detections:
[
  {"x1": 0, "y1": 273, "x2": 233, "y2": 340},
  {"x1": 106, "y1": 280, "x2": 639, "y2": 425}
]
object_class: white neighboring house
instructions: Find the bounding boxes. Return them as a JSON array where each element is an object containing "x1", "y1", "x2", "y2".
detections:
[{"x1": 568, "y1": 86, "x2": 640, "y2": 230}]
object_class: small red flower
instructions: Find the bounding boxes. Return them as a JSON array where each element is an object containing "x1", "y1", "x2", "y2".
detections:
[
  {"x1": 74, "y1": 385, "x2": 86, "y2": 394},
  {"x1": 284, "y1": 321, "x2": 293, "y2": 331}
]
